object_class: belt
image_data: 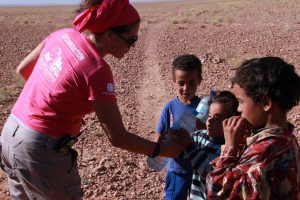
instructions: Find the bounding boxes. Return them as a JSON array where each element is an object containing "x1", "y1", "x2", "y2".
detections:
[
  {"x1": 9, "y1": 115, "x2": 82, "y2": 153},
  {"x1": 54, "y1": 132, "x2": 83, "y2": 153}
]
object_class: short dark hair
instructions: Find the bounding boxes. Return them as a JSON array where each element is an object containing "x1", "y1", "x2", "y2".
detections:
[
  {"x1": 172, "y1": 54, "x2": 202, "y2": 80},
  {"x1": 231, "y1": 56, "x2": 300, "y2": 112},
  {"x1": 211, "y1": 90, "x2": 239, "y2": 118}
]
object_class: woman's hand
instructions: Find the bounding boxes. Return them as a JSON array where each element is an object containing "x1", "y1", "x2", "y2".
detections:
[
  {"x1": 223, "y1": 116, "x2": 253, "y2": 148},
  {"x1": 93, "y1": 101, "x2": 162, "y2": 155},
  {"x1": 171, "y1": 128, "x2": 194, "y2": 148},
  {"x1": 160, "y1": 128, "x2": 194, "y2": 157},
  {"x1": 160, "y1": 133, "x2": 183, "y2": 157}
]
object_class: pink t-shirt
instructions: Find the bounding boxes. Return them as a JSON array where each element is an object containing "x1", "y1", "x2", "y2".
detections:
[{"x1": 12, "y1": 28, "x2": 116, "y2": 137}]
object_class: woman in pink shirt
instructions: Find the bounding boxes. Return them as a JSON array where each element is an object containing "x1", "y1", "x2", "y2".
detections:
[{"x1": 0, "y1": 0, "x2": 181, "y2": 199}]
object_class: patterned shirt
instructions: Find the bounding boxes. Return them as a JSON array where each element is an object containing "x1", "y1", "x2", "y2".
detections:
[
  {"x1": 182, "y1": 130, "x2": 224, "y2": 200},
  {"x1": 207, "y1": 124, "x2": 300, "y2": 199}
]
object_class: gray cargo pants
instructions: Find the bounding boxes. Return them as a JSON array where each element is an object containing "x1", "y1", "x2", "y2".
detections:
[{"x1": 0, "y1": 115, "x2": 82, "y2": 200}]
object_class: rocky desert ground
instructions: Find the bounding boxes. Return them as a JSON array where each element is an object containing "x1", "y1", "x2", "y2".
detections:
[{"x1": 0, "y1": 0, "x2": 299, "y2": 199}]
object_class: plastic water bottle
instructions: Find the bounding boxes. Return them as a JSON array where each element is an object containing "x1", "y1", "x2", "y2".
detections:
[
  {"x1": 146, "y1": 110, "x2": 198, "y2": 172},
  {"x1": 146, "y1": 155, "x2": 169, "y2": 172},
  {"x1": 196, "y1": 90, "x2": 216, "y2": 124},
  {"x1": 171, "y1": 110, "x2": 198, "y2": 133}
]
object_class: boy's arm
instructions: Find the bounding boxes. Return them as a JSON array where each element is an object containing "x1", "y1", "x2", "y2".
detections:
[{"x1": 93, "y1": 101, "x2": 182, "y2": 157}]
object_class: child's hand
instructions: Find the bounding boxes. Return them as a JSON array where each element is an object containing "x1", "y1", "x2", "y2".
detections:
[{"x1": 223, "y1": 116, "x2": 253, "y2": 148}]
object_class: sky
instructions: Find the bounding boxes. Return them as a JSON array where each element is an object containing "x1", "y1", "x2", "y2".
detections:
[{"x1": 0, "y1": 0, "x2": 169, "y2": 6}]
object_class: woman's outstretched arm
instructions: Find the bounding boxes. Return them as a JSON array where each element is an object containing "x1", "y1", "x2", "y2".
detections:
[{"x1": 93, "y1": 100, "x2": 183, "y2": 157}]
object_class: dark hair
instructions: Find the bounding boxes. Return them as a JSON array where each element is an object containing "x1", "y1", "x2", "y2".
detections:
[
  {"x1": 211, "y1": 90, "x2": 239, "y2": 117},
  {"x1": 172, "y1": 54, "x2": 202, "y2": 80},
  {"x1": 231, "y1": 56, "x2": 300, "y2": 112},
  {"x1": 110, "y1": 22, "x2": 140, "y2": 34}
]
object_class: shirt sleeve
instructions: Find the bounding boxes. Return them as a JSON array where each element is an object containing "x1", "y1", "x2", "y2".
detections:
[
  {"x1": 206, "y1": 138, "x2": 292, "y2": 199},
  {"x1": 87, "y1": 65, "x2": 116, "y2": 102},
  {"x1": 182, "y1": 132, "x2": 219, "y2": 179},
  {"x1": 156, "y1": 104, "x2": 170, "y2": 135}
]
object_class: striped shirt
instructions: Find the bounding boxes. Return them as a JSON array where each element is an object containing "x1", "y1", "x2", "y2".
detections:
[{"x1": 181, "y1": 130, "x2": 224, "y2": 200}]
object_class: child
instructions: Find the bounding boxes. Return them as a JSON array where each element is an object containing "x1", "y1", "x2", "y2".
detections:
[
  {"x1": 179, "y1": 90, "x2": 239, "y2": 200},
  {"x1": 155, "y1": 54, "x2": 204, "y2": 200},
  {"x1": 206, "y1": 57, "x2": 300, "y2": 199}
]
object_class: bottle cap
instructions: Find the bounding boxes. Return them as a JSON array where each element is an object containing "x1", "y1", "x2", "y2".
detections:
[{"x1": 210, "y1": 90, "x2": 217, "y2": 97}]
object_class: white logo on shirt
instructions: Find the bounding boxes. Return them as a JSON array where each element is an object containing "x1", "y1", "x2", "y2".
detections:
[
  {"x1": 61, "y1": 33, "x2": 85, "y2": 61},
  {"x1": 107, "y1": 83, "x2": 114, "y2": 93},
  {"x1": 170, "y1": 114, "x2": 174, "y2": 127},
  {"x1": 39, "y1": 47, "x2": 63, "y2": 83}
]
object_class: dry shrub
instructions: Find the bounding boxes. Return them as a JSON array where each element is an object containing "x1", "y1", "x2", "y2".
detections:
[
  {"x1": 212, "y1": 15, "x2": 235, "y2": 24},
  {"x1": 195, "y1": 10, "x2": 208, "y2": 16},
  {"x1": 146, "y1": 18, "x2": 159, "y2": 24},
  {"x1": 228, "y1": 59, "x2": 243, "y2": 70},
  {"x1": 228, "y1": 54, "x2": 260, "y2": 70},
  {"x1": 0, "y1": 89, "x2": 14, "y2": 103},
  {"x1": 170, "y1": 16, "x2": 191, "y2": 24},
  {"x1": 213, "y1": 17, "x2": 224, "y2": 24},
  {"x1": 0, "y1": 74, "x2": 24, "y2": 104}
]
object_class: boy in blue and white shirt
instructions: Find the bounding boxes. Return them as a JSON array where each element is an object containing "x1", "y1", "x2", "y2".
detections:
[
  {"x1": 179, "y1": 91, "x2": 239, "y2": 200},
  {"x1": 156, "y1": 54, "x2": 205, "y2": 200}
]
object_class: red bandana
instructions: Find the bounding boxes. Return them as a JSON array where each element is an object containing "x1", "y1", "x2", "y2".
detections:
[{"x1": 73, "y1": 0, "x2": 140, "y2": 33}]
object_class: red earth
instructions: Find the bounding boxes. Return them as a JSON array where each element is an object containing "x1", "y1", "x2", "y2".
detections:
[{"x1": 0, "y1": 0, "x2": 299, "y2": 199}]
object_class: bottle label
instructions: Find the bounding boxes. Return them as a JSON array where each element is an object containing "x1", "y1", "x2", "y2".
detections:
[
  {"x1": 146, "y1": 156, "x2": 168, "y2": 172},
  {"x1": 171, "y1": 111, "x2": 197, "y2": 135},
  {"x1": 196, "y1": 104, "x2": 208, "y2": 115},
  {"x1": 196, "y1": 95, "x2": 211, "y2": 123}
]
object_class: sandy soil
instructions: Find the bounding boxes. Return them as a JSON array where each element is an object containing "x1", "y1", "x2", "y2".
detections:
[{"x1": 0, "y1": 0, "x2": 299, "y2": 199}]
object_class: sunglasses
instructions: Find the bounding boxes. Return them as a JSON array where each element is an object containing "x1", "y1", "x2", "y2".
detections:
[{"x1": 112, "y1": 30, "x2": 138, "y2": 47}]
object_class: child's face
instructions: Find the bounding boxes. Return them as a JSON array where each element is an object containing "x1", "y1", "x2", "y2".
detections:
[
  {"x1": 174, "y1": 69, "x2": 200, "y2": 103},
  {"x1": 232, "y1": 84, "x2": 267, "y2": 129},
  {"x1": 206, "y1": 102, "x2": 227, "y2": 138}
]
